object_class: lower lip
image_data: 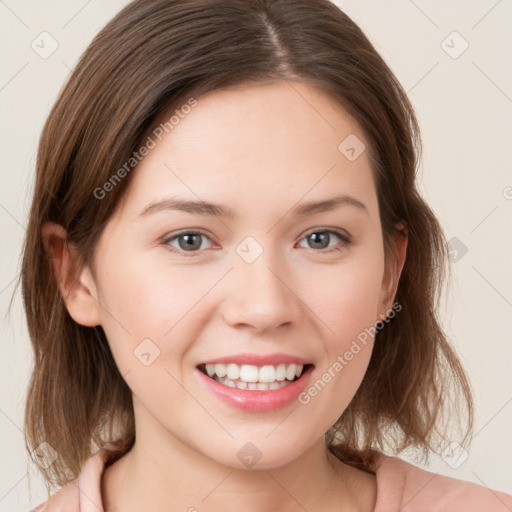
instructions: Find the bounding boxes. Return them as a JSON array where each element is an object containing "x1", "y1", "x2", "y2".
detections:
[{"x1": 196, "y1": 365, "x2": 314, "y2": 412}]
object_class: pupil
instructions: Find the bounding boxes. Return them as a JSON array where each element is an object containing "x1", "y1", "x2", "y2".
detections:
[
  {"x1": 309, "y1": 232, "x2": 328, "y2": 249},
  {"x1": 179, "y1": 234, "x2": 201, "y2": 251}
]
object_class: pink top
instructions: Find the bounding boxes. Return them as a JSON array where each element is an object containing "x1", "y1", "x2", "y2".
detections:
[{"x1": 32, "y1": 447, "x2": 512, "y2": 512}]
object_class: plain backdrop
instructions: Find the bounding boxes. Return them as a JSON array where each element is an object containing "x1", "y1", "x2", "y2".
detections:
[{"x1": 0, "y1": 1, "x2": 511, "y2": 510}]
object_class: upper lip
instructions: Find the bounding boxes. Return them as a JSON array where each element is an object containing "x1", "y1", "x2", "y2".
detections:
[{"x1": 198, "y1": 352, "x2": 313, "y2": 366}]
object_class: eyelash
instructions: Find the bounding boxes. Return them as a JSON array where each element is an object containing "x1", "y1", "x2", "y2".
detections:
[{"x1": 161, "y1": 228, "x2": 352, "y2": 257}]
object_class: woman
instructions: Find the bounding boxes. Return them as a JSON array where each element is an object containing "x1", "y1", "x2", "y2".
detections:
[{"x1": 21, "y1": 0, "x2": 511, "y2": 510}]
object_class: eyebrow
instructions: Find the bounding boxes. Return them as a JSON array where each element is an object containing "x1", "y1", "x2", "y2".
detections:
[{"x1": 139, "y1": 194, "x2": 368, "y2": 218}]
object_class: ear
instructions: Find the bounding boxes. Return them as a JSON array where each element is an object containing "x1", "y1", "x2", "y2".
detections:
[
  {"x1": 377, "y1": 221, "x2": 408, "y2": 322},
  {"x1": 41, "y1": 222, "x2": 102, "y2": 327}
]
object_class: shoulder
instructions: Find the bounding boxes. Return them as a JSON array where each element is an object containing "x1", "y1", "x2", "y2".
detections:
[
  {"x1": 372, "y1": 452, "x2": 512, "y2": 512},
  {"x1": 30, "y1": 481, "x2": 79, "y2": 512},
  {"x1": 30, "y1": 445, "x2": 114, "y2": 512}
]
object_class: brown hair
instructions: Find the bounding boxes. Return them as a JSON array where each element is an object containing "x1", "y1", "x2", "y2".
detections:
[{"x1": 18, "y1": 0, "x2": 474, "y2": 491}]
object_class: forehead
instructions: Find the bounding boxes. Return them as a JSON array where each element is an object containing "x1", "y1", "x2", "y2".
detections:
[
  {"x1": 116, "y1": 81, "x2": 377, "y2": 220},
  {"x1": 160, "y1": 81, "x2": 363, "y2": 158}
]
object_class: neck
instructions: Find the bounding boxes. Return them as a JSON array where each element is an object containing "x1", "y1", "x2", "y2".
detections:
[{"x1": 101, "y1": 403, "x2": 372, "y2": 512}]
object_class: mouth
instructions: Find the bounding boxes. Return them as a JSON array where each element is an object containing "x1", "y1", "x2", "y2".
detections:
[{"x1": 196, "y1": 362, "x2": 314, "y2": 391}]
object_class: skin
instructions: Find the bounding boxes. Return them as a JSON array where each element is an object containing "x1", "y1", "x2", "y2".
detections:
[{"x1": 43, "y1": 80, "x2": 407, "y2": 512}]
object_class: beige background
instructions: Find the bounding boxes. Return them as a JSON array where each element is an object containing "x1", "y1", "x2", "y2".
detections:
[{"x1": 0, "y1": 0, "x2": 511, "y2": 510}]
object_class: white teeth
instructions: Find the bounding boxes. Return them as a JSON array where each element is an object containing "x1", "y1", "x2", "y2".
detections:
[
  {"x1": 226, "y1": 363, "x2": 240, "y2": 380},
  {"x1": 285, "y1": 364, "x2": 297, "y2": 380},
  {"x1": 215, "y1": 363, "x2": 227, "y2": 378},
  {"x1": 203, "y1": 362, "x2": 307, "y2": 383},
  {"x1": 216, "y1": 375, "x2": 291, "y2": 391},
  {"x1": 240, "y1": 365, "x2": 259, "y2": 382},
  {"x1": 275, "y1": 364, "x2": 286, "y2": 381},
  {"x1": 258, "y1": 365, "x2": 275, "y2": 383}
]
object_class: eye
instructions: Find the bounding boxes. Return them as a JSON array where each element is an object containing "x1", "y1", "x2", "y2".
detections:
[
  {"x1": 297, "y1": 229, "x2": 352, "y2": 253},
  {"x1": 163, "y1": 230, "x2": 215, "y2": 256},
  {"x1": 161, "y1": 228, "x2": 352, "y2": 257}
]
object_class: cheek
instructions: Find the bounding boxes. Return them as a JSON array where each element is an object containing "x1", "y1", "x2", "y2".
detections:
[
  {"x1": 312, "y1": 247, "x2": 385, "y2": 348},
  {"x1": 93, "y1": 249, "x2": 211, "y2": 373},
  {"x1": 299, "y1": 247, "x2": 384, "y2": 415},
  {"x1": 93, "y1": 257, "x2": 213, "y2": 419},
  {"x1": 99, "y1": 244, "x2": 214, "y2": 325}
]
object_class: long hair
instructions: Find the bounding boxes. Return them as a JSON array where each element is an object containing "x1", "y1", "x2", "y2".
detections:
[{"x1": 18, "y1": 0, "x2": 473, "y2": 491}]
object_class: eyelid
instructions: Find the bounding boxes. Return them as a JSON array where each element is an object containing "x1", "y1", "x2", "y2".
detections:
[
  {"x1": 162, "y1": 228, "x2": 212, "y2": 240},
  {"x1": 300, "y1": 227, "x2": 352, "y2": 243}
]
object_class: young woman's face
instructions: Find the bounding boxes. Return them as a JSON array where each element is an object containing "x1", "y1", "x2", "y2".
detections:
[{"x1": 86, "y1": 81, "x2": 399, "y2": 469}]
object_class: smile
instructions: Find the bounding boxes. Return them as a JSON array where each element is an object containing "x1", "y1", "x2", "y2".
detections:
[
  {"x1": 196, "y1": 358, "x2": 315, "y2": 411},
  {"x1": 197, "y1": 362, "x2": 313, "y2": 391}
]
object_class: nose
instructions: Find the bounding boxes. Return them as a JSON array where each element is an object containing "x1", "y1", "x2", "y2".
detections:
[{"x1": 220, "y1": 246, "x2": 302, "y2": 333}]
